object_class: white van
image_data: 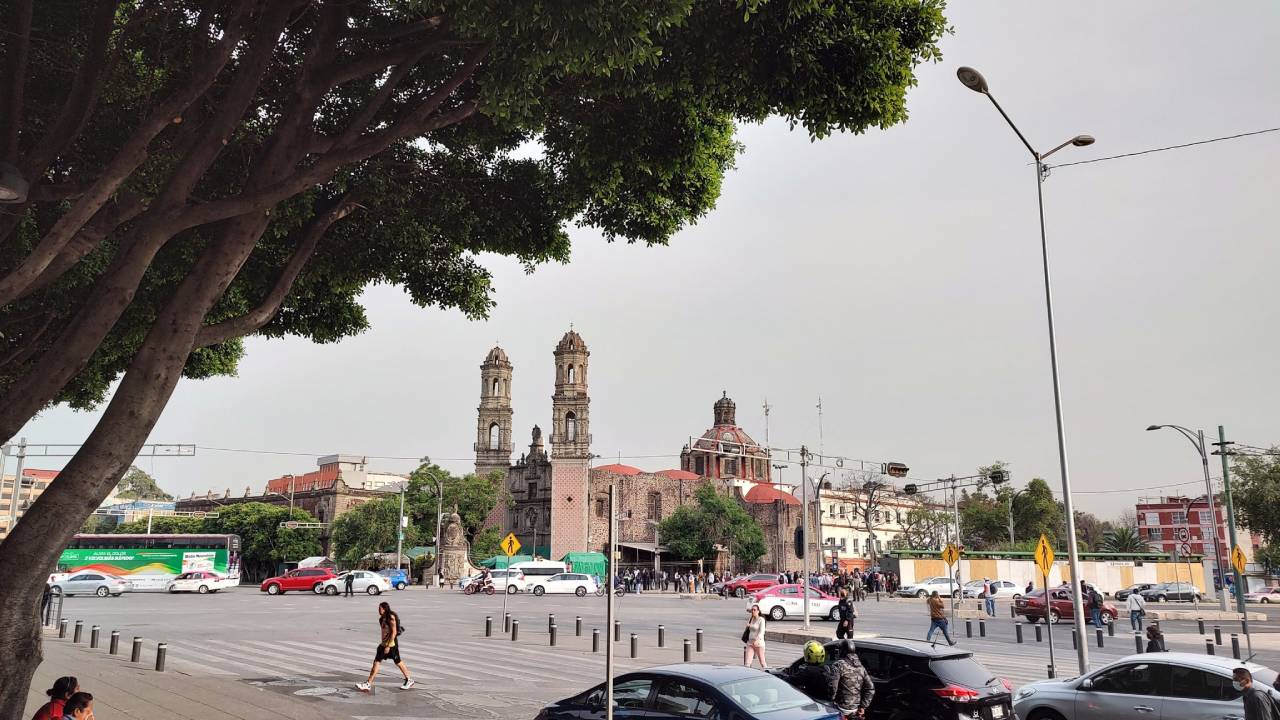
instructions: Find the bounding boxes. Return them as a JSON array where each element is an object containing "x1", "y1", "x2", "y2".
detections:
[{"x1": 510, "y1": 560, "x2": 568, "y2": 592}]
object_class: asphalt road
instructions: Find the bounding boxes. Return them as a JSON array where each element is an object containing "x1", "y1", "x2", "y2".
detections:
[{"x1": 44, "y1": 587, "x2": 1280, "y2": 719}]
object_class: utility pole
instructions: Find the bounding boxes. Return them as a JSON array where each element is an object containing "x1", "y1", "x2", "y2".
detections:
[
  {"x1": 950, "y1": 476, "x2": 960, "y2": 622},
  {"x1": 800, "y1": 445, "x2": 811, "y2": 629},
  {"x1": 396, "y1": 483, "x2": 406, "y2": 573},
  {"x1": 606, "y1": 482, "x2": 617, "y2": 720},
  {"x1": 816, "y1": 398, "x2": 824, "y2": 456},
  {"x1": 5, "y1": 437, "x2": 28, "y2": 532},
  {"x1": 1214, "y1": 425, "x2": 1252, "y2": 659}
]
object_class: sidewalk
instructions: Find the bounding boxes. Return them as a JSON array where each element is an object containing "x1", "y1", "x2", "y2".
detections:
[{"x1": 25, "y1": 632, "x2": 351, "y2": 720}]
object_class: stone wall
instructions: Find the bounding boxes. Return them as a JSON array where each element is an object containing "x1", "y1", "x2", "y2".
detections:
[{"x1": 549, "y1": 458, "x2": 590, "y2": 557}]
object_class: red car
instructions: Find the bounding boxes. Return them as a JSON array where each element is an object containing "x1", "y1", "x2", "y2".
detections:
[
  {"x1": 722, "y1": 573, "x2": 780, "y2": 598},
  {"x1": 1014, "y1": 587, "x2": 1117, "y2": 625},
  {"x1": 259, "y1": 567, "x2": 335, "y2": 595}
]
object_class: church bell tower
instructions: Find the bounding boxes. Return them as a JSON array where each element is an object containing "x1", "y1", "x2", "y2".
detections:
[
  {"x1": 549, "y1": 329, "x2": 591, "y2": 557},
  {"x1": 474, "y1": 346, "x2": 513, "y2": 481}
]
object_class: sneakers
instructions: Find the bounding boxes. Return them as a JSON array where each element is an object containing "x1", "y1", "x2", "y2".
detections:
[
  {"x1": 400, "y1": 678, "x2": 416, "y2": 690},
  {"x1": 355, "y1": 682, "x2": 371, "y2": 692}
]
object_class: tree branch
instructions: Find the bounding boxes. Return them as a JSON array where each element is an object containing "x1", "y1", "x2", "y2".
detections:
[
  {"x1": 196, "y1": 195, "x2": 358, "y2": 347},
  {"x1": 22, "y1": 193, "x2": 147, "y2": 297},
  {"x1": 347, "y1": 16, "x2": 445, "y2": 42},
  {"x1": 0, "y1": 0, "x2": 34, "y2": 160}
]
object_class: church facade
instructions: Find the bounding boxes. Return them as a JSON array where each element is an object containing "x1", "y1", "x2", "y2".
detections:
[{"x1": 474, "y1": 330, "x2": 815, "y2": 572}]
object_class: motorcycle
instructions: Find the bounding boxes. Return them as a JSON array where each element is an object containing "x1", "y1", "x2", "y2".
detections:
[
  {"x1": 593, "y1": 579, "x2": 626, "y2": 597},
  {"x1": 464, "y1": 579, "x2": 496, "y2": 595}
]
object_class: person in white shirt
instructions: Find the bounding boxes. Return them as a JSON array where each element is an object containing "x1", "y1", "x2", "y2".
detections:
[{"x1": 1127, "y1": 591, "x2": 1147, "y2": 631}]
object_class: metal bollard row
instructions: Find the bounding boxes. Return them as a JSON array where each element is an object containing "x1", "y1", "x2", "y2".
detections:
[
  {"x1": 1015, "y1": 623, "x2": 1023, "y2": 644},
  {"x1": 683, "y1": 639, "x2": 691, "y2": 662}
]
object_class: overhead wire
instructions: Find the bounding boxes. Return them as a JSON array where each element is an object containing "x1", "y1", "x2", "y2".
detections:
[{"x1": 1048, "y1": 126, "x2": 1280, "y2": 169}]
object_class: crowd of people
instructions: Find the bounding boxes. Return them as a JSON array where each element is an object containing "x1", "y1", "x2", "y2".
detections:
[{"x1": 615, "y1": 568, "x2": 720, "y2": 593}]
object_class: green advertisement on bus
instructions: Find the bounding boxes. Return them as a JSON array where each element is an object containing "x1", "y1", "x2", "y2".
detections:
[{"x1": 57, "y1": 548, "x2": 229, "y2": 589}]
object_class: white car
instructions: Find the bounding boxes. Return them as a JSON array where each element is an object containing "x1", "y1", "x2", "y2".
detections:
[
  {"x1": 961, "y1": 579, "x2": 1023, "y2": 599},
  {"x1": 896, "y1": 576, "x2": 960, "y2": 598},
  {"x1": 461, "y1": 568, "x2": 528, "y2": 594},
  {"x1": 317, "y1": 570, "x2": 391, "y2": 596},
  {"x1": 166, "y1": 571, "x2": 236, "y2": 594},
  {"x1": 753, "y1": 586, "x2": 840, "y2": 622},
  {"x1": 526, "y1": 572, "x2": 599, "y2": 597},
  {"x1": 50, "y1": 572, "x2": 131, "y2": 597}
]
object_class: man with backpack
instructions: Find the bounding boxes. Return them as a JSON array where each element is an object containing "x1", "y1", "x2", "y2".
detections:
[{"x1": 1233, "y1": 667, "x2": 1280, "y2": 720}]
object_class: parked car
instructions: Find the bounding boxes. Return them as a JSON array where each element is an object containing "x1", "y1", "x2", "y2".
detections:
[
  {"x1": 526, "y1": 572, "x2": 600, "y2": 597},
  {"x1": 1015, "y1": 588, "x2": 1118, "y2": 625},
  {"x1": 1245, "y1": 586, "x2": 1280, "y2": 603},
  {"x1": 49, "y1": 572, "x2": 131, "y2": 597},
  {"x1": 537, "y1": 663, "x2": 840, "y2": 720},
  {"x1": 961, "y1": 579, "x2": 1022, "y2": 599},
  {"x1": 1013, "y1": 652, "x2": 1280, "y2": 720},
  {"x1": 1138, "y1": 582, "x2": 1202, "y2": 603},
  {"x1": 752, "y1": 585, "x2": 840, "y2": 622},
  {"x1": 377, "y1": 568, "x2": 408, "y2": 590},
  {"x1": 166, "y1": 571, "x2": 235, "y2": 594},
  {"x1": 460, "y1": 568, "x2": 527, "y2": 594},
  {"x1": 774, "y1": 637, "x2": 1014, "y2": 720},
  {"x1": 896, "y1": 576, "x2": 960, "y2": 598},
  {"x1": 722, "y1": 573, "x2": 781, "y2": 598},
  {"x1": 1113, "y1": 583, "x2": 1155, "y2": 601},
  {"x1": 259, "y1": 567, "x2": 335, "y2": 595},
  {"x1": 316, "y1": 570, "x2": 391, "y2": 596}
]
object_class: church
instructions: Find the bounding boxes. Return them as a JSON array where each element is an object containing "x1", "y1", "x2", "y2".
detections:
[{"x1": 474, "y1": 330, "x2": 816, "y2": 573}]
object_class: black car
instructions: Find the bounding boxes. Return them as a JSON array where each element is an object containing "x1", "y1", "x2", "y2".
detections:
[
  {"x1": 1139, "y1": 581, "x2": 1202, "y2": 602},
  {"x1": 538, "y1": 664, "x2": 840, "y2": 720},
  {"x1": 775, "y1": 637, "x2": 1014, "y2": 720},
  {"x1": 1113, "y1": 583, "x2": 1154, "y2": 601}
]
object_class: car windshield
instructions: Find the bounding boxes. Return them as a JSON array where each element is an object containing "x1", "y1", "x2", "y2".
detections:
[
  {"x1": 930, "y1": 656, "x2": 997, "y2": 689},
  {"x1": 1253, "y1": 667, "x2": 1279, "y2": 687},
  {"x1": 719, "y1": 674, "x2": 816, "y2": 714}
]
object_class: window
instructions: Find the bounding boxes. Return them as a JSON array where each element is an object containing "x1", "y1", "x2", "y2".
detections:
[
  {"x1": 565, "y1": 412, "x2": 577, "y2": 442},
  {"x1": 492, "y1": 378, "x2": 499, "y2": 395},
  {"x1": 611, "y1": 678, "x2": 653, "y2": 709},
  {"x1": 567, "y1": 365, "x2": 576, "y2": 383},
  {"x1": 725, "y1": 459, "x2": 737, "y2": 476},
  {"x1": 1143, "y1": 512, "x2": 1159, "y2": 526},
  {"x1": 1089, "y1": 663, "x2": 1161, "y2": 695},
  {"x1": 489, "y1": 422, "x2": 500, "y2": 450},
  {"x1": 1172, "y1": 512, "x2": 1187, "y2": 524},
  {"x1": 653, "y1": 681, "x2": 718, "y2": 718},
  {"x1": 1147, "y1": 528, "x2": 1163, "y2": 539},
  {"x1": 695, "y1": 456, "x2": 705, "y2": 475},
  {"x1": 647, "y1": 492, "x2": 661, "y2": 520},
  {"x1": 528, "y1": 482, "x2": 538, "y2": 499},
  {"x1": 1166, "y1": 666, "x2": 1240, "y2": 701},
  {"x1": 849, "y1": 538, "x2": 859, "y2": 553},
  {"x1": 1199, "y1": 511, "x2": 1213, "y2": 526},
  {"x1": 596, "y1": 498, "x2": 606, "y2": 517}
]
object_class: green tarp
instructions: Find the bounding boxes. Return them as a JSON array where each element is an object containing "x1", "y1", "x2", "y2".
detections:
[
  {"x1": 561, "y1": 551, "x2": 607, "y2": 577},
  {"x1": 479, "y1": 554, "x2": 533, "y2": 569}
]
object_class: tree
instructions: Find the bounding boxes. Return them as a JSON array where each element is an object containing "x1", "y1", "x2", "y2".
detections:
[
  {"x1": 111, "y1": 515, "x2": 203, "y2": 535},
  {"x1": 847, "y1": 471, "x2": 893, "y2": 563},
  {"x1": 405, "y1": 464, "x2": 503, "y2": 546},
  {"x1": 0, "y1": 2, "x2": 947, "y2": 710},
  {"x1": 1010, "y1": 478, "x2": 1064, "y2": 546},
  {"x1": 330, "y1": 496, "x2": 420, "y2": 567},
  {"x1": 1230, "y1": 452, "x2": 1280, "y2": 545},
  {"x1": 895, "y1": 506, "x2": 951, "y2": 550},
  {"x1": 1100, "y1": 527, "x2": 1150, "y2": 554},
  {"x1": 957, "y1": 488, "x2": 1008, "y2": 550},
  {"x1": 1073, "y1": 511, "x2": 1112, "y2": 552},
  {"x1": 113, "y1": 466, "x2": 173, "y2": 501},
  {"x1": 470, "y1": 526, "x2": 502, "y2": 563},
  {"x1": 203, "y1": 502, "x2": 321, "y2": 582},
  {"x1": 1253, "y1": 544, "x2": 1280, "y2": 574},
  {"x1": 1115, "y1": 509, "x2": 1138, "y2": 531},
  {"x1": 660, "y1": 484, "x2": 766, "y2": 566}
]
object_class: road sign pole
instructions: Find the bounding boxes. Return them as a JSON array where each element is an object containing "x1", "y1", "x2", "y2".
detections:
[{"x1": 1043, "y1": 570, "x2": 1055, "y2": 676}]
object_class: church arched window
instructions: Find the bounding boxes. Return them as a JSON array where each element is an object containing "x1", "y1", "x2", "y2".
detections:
[
  {"x1": 492, "y1": 378, "x2": 499, "y2": 395},
  {"x1": 695, "y1": 456, "x2": 705, "y2": 476},
  {"x1": 489, "y1": 422, "x2": 500, "y2": 450},
  {"x1": 567, "y1": 365, "x2": 576, "y2": 383},
  {"x1": 566, "y1": 411, "x2": 577, "y2": 442}
]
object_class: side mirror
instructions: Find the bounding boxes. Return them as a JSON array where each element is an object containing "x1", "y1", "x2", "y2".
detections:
[{"x1": 1080, "y1": 679, "x2": 1094, "y2": 690}]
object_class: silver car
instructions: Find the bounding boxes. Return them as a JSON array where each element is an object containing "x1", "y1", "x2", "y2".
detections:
[
  {"x1": 316, "y1": 570, "x2": 391, "y2": 595},
  {"x1": 1013, "y1": 652, "x2": 1279, "y2": 720},
  {"x1": 50, "y1": 572, "x2": 131, "y2": 597}
]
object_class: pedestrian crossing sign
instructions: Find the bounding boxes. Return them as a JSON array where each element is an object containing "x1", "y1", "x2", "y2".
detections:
[
  {"x1": 941, "y1": 544, "x2": 960, "y2": 566},
  {"x1": 1232, "y1": 545, "x2": 1247, "y2": 576},
  {"x1": 500, "y1": 532, "x2": 521, "y2": 557},
  {"x1": 1034, "y1": 534, "x2": 1054, "y2": 577}
]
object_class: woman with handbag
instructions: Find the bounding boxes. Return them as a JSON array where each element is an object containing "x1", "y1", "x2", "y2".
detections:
[{"x1": 743, "y1": 604, "x2": 767, "y2": 668}]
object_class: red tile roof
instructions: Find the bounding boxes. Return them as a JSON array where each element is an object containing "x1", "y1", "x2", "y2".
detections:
[
  {"x1": 265, "y1": 464, "x2": 341, "y2": 494},
  {"x1": 24, "y1": 469, "x2": 59, "y2": 480},
  {"x1": 656, "y1": 469, "x2": 699, "y2": 481},
  {"x1": 593, "y1": 464, "x2": 643, "y2": 476},
  {"x1": 743, "y1": 484, "x2": 799, "y2": 505}
]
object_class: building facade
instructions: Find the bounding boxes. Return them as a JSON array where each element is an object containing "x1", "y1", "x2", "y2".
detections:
[
  {"x1": 817, "y1": 487, "x2": 931, "y2": 570},
  {"x1": 0, "y1": 467, "x2": 59, "y2": 540},
  {"x1": 1135, "y1": 494, "x2": 1262, "y2": 566}
]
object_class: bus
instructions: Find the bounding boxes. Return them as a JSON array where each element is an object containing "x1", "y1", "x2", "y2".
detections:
[{"x1": 56, "y1": 534, "x2": 242, "y2": 591}]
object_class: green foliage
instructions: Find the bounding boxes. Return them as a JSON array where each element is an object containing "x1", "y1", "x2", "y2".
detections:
[
  {"x1": 114, "y1": 467, "x2": 173, "y2": 501},
  {"x1": 895, "y1": 507, "x2": 950, "y2": 549},
  {"x1": 659, "y1": 483, "x2": 766, "y2": 565},
  {"x1": 1100, "y1": 527, "x2": 1149, "y2": 554},
  {"x1": 470, "y1": 526, "x2": 502, "y2": 561},
  {"x1": 111, "y1": 515, "x2": 203, "y2": 535},
  {"x1": 1073, "y1": 511, "x2": 1113, "y2": 552},
  {"x1": 1231, "y1": 452, "x2": 1280, "y2": 545},
  {"x1": 405, "y1": 465, "x2": 502, "y2": 543},
  {"x1": 1011, "y1": 478, "x2": 1064, "y2": 546},
  {"x1": 78, "y1": 515, "x2": 115, "y2": 534},
  {"x1": 331, "y1": 497, "x2": 419, "y2": 566},
  {"x1": 203, "y1": 503, "x2": 322, "y2": 581},
  {"x1": 1253, "y1": 544, "x2": 1280, "y2": 573},
  {"x1": 958, "y1": 489, "x2": 1008, "y2": 550}
]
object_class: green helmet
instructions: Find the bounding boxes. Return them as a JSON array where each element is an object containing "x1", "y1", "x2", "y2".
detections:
[{"x1": 803, "y1": 640, "x2": 826, "y2": 664}]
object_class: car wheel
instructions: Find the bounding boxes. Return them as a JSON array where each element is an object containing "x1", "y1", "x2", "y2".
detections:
[
  {"x1": 735, "y1": 588, "x2": 745, "y2": 598},
  {"x1": 396, "y1": 582, "x2": 406, "y2": 590},
  {"x1": 769, "y1": 606, "x2": 786, "y2": 621},
  {"x1": 533, "y1": 586, "x2": 545, "y2": 597},
  {"x1": 198, "y1": 585, "x2": 209, "y2": 594},
  {"x1": 828, "y1": 607, "x2": 841, "y2": 621},
  {"x1": 50, "y1": 585, "x2": 62, "y2": 595},
  {"x1": 575, "y1": 587, "x2": 587, "y2": 597},
  {"x1": 326, "y1": 586, "x2": 338, "y2": 595},
  {"x1": 1101, "y1": 611, "x2": 1113, "y2": 625},
  {"x1": 312, "y1": 583, "x2": 324, "y2": 594},
  {"x1": 507, "y1": 584, "x2": 518, "y2": 594},
  {"x1": 96, "y1": 586, "x2": 109, "y2": 597},
  {"x1": 167, "y1": 586, "x2": 177, "y2": 594},
  {"x1": 1156, "y1": 594, "x2": 1167, "y2": 603},
  {"x1": 266, "y1": 583, "x2": 281, "y2": 595},
  {"x1": 1048, "y1": 610, "x2": 1060, "y2": 624},
  {"x1": 916, "y1": 590, "x2": 927, "y2": 598},
  {"x1": 1262, "y1": 597, "x2": 1271, "y2": 604},
  {"x1": 367, "y1": 585, "x2": 380, "y2": 595}
]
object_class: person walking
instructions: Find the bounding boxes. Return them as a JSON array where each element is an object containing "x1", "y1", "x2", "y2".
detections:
[
  {"x1": 926, "y1": 590, "x2": 955, "y2": 645},
  {"x1": 343, "y1": 570, "x2": 355, "y2": 597},
  {"x1": 1145, "y1": 623, "x2": 1166, "y2": 652},
  {"x1": 1233, "y1": 667, "x2": 1280, "y2": 720},
  {"x1": 982, "y1": 578, "x2": 996, "y2": 617},
  {"x1": 1088, "y1": 585, "x2": 1104, "y2": 628},
  {"x1": 31, "y1": 675, "x2": 77, "y2": 720},
  {"x1": 835, "y1": 588, "x2": 857, "y2": 640},
  {"x1": 1127, "y1": 591, "x2": 1147, "y2": 631},
  {"x1": 830, "y1": 640, "x2": 875, "y2": 719},
  {"x1": 356, "y1": 601, "x2": 415, "y2": 691},
  {"x1": 1025, "y1": 580, "x2": 1034, "y2": 595},
  {"x1": 743, "y1": 605, "x2": 767, "y2": 668}
]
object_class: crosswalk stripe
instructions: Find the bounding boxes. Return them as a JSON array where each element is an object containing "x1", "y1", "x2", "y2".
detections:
[
  {"x1": 202, "y1": 638, "x2": 348, "y2": 678},
  {"x1": 166, "y1": 641, "x2": 301, "y2": 678}
]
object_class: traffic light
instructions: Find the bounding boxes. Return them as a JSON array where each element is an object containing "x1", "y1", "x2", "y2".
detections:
[
  {"x1": 988, "y1": 469, "x2": 1008, "y2": 484},
  {"x1": 903, "y1": 483, "x2": 918, "y2": 495},
  {"x1": 794, "y1": 527, "x2": 804, "y2": 559},
  {"x1": 884, "y1": 462, "x2": 909, "y2": 478}
]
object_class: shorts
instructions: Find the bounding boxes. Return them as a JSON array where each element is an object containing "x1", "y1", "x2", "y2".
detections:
[{"x1": 374, "y1": 643, "x2": 401, "y2": 663}]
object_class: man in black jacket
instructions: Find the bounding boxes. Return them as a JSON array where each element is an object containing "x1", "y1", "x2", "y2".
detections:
[
  {"x1": 830, "y1": 641, "x2": 874, "y2": 718},
  {"x1": 1233, "y1": 668, "x2": 1280, "y2": 720}
]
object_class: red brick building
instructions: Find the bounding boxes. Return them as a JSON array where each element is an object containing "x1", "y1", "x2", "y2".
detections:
[{"x1": 1135, "y1": 495, "x2": 1263, "y2": 566}]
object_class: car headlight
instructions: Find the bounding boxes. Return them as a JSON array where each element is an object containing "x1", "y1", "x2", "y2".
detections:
[{"x1": 1014, "y1": 687, "x2": 1036, "y2": 701}]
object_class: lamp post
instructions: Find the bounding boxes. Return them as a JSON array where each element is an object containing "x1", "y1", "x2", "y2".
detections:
[
  {"x1": 647, "y1": 519, "x2": 661, "y2": 578},
  {"x1": 1005, "y1": 488, "x2": 1026, "y2": 546},
  {"x1": 1146, "y1": 425, "x2": 1229, "y2": 611},
  {"x1": 958, "y1": 65, "x2": 1094, "y2": 674},
  {"x1": 418, "y1": 457, "x2": 445, "y2": 588}
]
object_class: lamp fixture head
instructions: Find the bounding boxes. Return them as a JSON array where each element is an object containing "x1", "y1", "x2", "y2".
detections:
[
  {"x1": 956, "y1": 66, "x2": 989, "y2": 94},
  {"x1": 1071, "y1": 135, "x2": 1096, "y2": 147}
]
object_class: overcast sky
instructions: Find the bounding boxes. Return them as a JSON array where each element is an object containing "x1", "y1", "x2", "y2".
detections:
[{"x1": 13, "y1": 2, "x2": 1280, "y2": 519}]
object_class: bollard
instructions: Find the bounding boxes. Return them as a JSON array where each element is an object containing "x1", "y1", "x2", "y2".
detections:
[
  {"x1": 1034, "y1": 624, "x2": 1042, "y2": 642},
  {"x1": 504, "y1": 612, "x2": 511, "y2": 633},
  {"x1": 131, "y1": 637, "x2": 142, "y2": 663},
  {"x1": 1214, "y1": 626, "x2": 1223, "y2": 645},
  {"x1": 73, "y1": 620, "x2": 83, "y2": 644},
  {"x1": 965, "y1": 620, "x2": 973, "y2": 638},
  {"x1": 549, "y1": 614, "x2": 555, "y2": 634},
  {"x1": 615, "y1": 621, "x2": 622, "y2": 642},
  {"x1": 1232, "y1": 634, "x2": 1241, "y2": 660},
  {"x1": 512, "y1": 620, "x2": 519, "y2": 641},
  {"x1": 1047, "y1": 665, "x2": 1056, "y2": 679},
  {"x1": 1071, "y1": 629, "x2": 1077, "y2": 650},
  {"x1": 550, "y1": 624, "x2": 557, "y2": 647},
  {"x1": 1096, "y1": 628, "x2": 1104, "y2": 648},
  {"x1": 58, "y1": 618, "x2": 68, "y2": 639},
  {"x1": 592, "y1": 628, "x2": 600, "y2": 653},
  {"x1": 979, "y1": 619, "x2": 986, "y2": 637},
  {"x1": 90, "y1": 625, "x2": 100, "y2": 649},
  {"x1": 485, "y1": 616, "x2": 492, "y2": 637},
  {"x1": 1015, "y1": 624, "x2": 1023, "y2": 643},
  {"x1": 1205, "y1": 638, "x2": 1214, "y2": 655},
  {"x1": 576, "y1": 616, "x2": 582, "y2": 637},
  {"x1": 696, "y1": 628, "x2": 704, "y2": 652},
  {"x1": 155, "y1": 642, "x2": 167, "y2": 672},
  {"x1": 658, "y1": 625, "x2": 666, "y2": 648},
  {"x1": 1134, "y1": 632, "x2": 1143, "y2": 653},
  {"x1": 1198, "y1": 618, "x2": 1205, "y2": 635},
  {"x1": 630, "y1": 633, "x2": 638, "y2": 659},
  {"x1": 683, "y1": 639, "x2": 691, "y2": 662},
  {"x1": 1010, "y1": 604, "x2": 1017, "y2": 619},
  {"x1": 1108, "y1": 620, "x2": 1115, "y2": 637},
  {"x1": 110, "y1": 631, "x2": 120, "y2": 655}
]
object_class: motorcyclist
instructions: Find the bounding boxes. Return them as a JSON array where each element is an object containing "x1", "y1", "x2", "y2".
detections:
[
  {"x1": 829, "y1": 640, "x2": 874, "y2": 719},
  {"x1": 479, "y1": 569, "x2": 494, "y2": 592},
  {"x1": 782, "y1": 641, "x2": 836, "y2": 701}
]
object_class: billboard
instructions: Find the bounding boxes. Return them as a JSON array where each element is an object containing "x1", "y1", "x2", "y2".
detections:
[{"x1": 57, "y1": 548, "x2": 230, "y2": 590}]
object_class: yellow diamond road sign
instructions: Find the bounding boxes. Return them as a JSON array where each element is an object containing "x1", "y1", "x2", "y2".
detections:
[
  {"x1": 500, "y1": 532, "x2": 521, "y2": 557},
  {"x1": 941, "y1": 544, "x2": 959, "y2": 566},
  {"x1": 1034, "y1": 534, "x2": 1055, "y2": 577},
  {"x1": 1232, "y1": 545, "x2": 1247, "y2": 576}
]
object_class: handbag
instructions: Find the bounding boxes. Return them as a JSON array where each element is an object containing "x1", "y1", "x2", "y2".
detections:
[{"x1": 741, "y1": 626, "x2": 751, "y2": 644}]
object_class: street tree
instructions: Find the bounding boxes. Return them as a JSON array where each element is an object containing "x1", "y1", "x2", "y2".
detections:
[
  {"x1": 847, "y1": 471, "x2": 895, "y2": 563},
  {"x1": 1100, "y1": 526, "x2": 1150, "y2": 554},
  {"x1": 1230, "y1": 451, "x2": 1280, "y2": 545},
  {"x1": 111, "y1": 515, "x2": 203, "y2": 535},
  {"x1": 660, "y1": 483, "x2": 766, "y2": 567},
  {"x1": 331, "y1": 496, "x2": 421, "y2": 567},
  {"x1": 470, "y1": 526, "x2": 502, "y2": 562},
  {"x1": 895, "y1": 506, "x2": 951, "y2": 550},
  {"x1": 405, "y1": 464, "x2": 503, "y2": 546},
  {"x1": 113, "y1": 466, "x2": 174, "y2": 501},
  {"x1": 1073, "y1": 511, "x2": 1112, "y2": 552},
  {"x1": 1010, "y1": 478, "x2": 1063, "y2": 545},
  {"x1": 202, "y1": 502, "x2": 321, "y2": 582},
  {"x1": 958, "y1": 488, "x2": 1008, "y2": 550},
  {"x1": 1253, "y1": 544, "x2": 1280, "y2": 574},
  {"x1": 0, "y1": 2, "x2": 947, "y2": 709}
]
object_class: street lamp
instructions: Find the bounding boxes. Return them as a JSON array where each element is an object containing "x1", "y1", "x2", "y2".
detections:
[
  {"x1": 0, "y1": 162, "x2": 28, "y2": 204},
  {"x1": 958, "y1": 65, "x2": 1094, "y2": 674},
  {"x1": 1005, "y1": 488, "x2": 1026, "y2": 546},
  {"x1": 418, "y1": 456, "x2": 446, "y2": 588},
  {"x1": 1146, "y1": 425, "x2": 1229, "y2": 611}
]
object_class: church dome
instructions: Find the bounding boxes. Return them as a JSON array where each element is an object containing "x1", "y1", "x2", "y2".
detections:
[
  {"x1": 556, "y1": 330, "x2": 587, "y2": 352},
  {"x1": 484, "y1": 346, "x2": 509, "y2": 364}
]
